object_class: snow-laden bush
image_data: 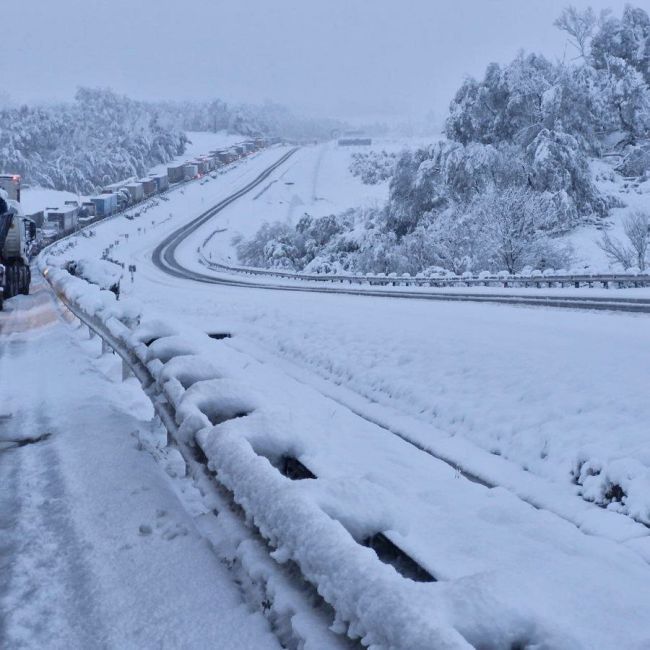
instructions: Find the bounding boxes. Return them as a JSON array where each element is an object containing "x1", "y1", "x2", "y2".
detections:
[
  {"x1": 349, "y1": 150, "x2": 397, "y2": 184},
  {"x1": 236, "y1": 187, "x2": 573, "y2": 276},
  {"x1": 617, "y1": 145, "x2": 650, "y2": 177}
]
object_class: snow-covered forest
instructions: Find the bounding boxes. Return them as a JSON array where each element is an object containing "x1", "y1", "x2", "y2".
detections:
[
  {"x1": 239, "y1": 4, "x2": 650, "y2": 275},
  {"x1": 158, "y1": 100, "x2": 344, "y2": 142},
  {"x1": 0, "y1": 90, "x2": 342, "y2": 195},
  {"x1": 0, "y1": 89, "x2": 187, "y2": 195}
]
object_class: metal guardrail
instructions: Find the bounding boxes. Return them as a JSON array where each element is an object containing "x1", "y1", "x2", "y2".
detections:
[
  {"x1": 43, "y1": 268, "x2": 468, "y2": 649},
  {"x1": 198, "y1": 250, "x2": 650, "y2": 290}
]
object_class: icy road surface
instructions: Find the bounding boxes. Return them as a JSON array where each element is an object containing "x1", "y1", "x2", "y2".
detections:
[{"x1": 0, "y1": 279, "x2": 281, "y2": 649}]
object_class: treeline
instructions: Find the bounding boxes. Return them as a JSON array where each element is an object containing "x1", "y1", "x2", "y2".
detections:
[
  {"x1": 239, "y1": 5, "x2": 650, "y2": 275},
  {"x1": 0, "y1": 88, "x2": 187, "y2": 195},
  {"x1": 159, "y1": 100, "x2": 345, "y2": 142},
  {"x1": 0, "y1": 89, "x2": 343, "y2": 195}
]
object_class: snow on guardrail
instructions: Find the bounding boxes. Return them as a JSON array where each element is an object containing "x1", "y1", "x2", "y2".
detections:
[
  {"x1": 39, "y1": 259, "x2": 478, "y2": 649},
  {"x1": 198, "y1": 248, "x2": 650, "y2": 290},
  {"x1": 39, "y1": 258, "x2": 590, "y2": 650}
]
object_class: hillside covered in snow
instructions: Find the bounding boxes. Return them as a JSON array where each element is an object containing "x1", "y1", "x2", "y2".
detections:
[
  {"x1": 238, "y1": 5, "x2": 650, "y2": 276},
  {"x1": 0, "y1": 90, "x2": 343, "y2": 195}
]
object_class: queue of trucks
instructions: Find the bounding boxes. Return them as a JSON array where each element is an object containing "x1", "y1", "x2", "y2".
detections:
[
  {"x1": 58, "y1": 137, "x2": 277, "y2": 231},
  {"x1": 0, "y1": 137, "x2": 280, "y2": 308}
]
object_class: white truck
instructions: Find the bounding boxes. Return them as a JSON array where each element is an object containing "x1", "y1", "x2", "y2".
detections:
[{"x1": 0, "y1": 189, "x2": 36, "y2": 310}]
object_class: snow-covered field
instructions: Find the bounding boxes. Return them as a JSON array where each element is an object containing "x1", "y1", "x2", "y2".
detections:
[{"x1": 201, "y1": 140, "x2": 398, "y2": 264}]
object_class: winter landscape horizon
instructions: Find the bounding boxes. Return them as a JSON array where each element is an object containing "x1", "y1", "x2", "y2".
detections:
[{"x1": 2, "y1": 2, "x2": 650, "y2": 649}]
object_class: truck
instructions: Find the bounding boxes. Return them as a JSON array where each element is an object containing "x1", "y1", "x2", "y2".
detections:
[
  {"x1": 0, "y1": 189, "x2": 36, "y2": 310},
  {"x1": 183, "y1": 163, "x2": 198, "y2": 180},
  {"x1": 167, "y1": 164, "x2": 185, "y2": 183},
  {"x1": 90, "y1": 193, "x2": 118, "y2": 217},
  {"x1": 139, "y1": 177, "x2": 157, "y2": 197},
  {"x1": 150, "y1": 173, "x2": 169, "y2": 192},
  {"x1": 125, "y1": 182, "x2": 144, "y2": 203},
  {"x1": 45, "y1": 204, "x2": 78, "y2": 234},
  {"x1": 0, "y1": 174, "x2": 21, "y2": 202}
]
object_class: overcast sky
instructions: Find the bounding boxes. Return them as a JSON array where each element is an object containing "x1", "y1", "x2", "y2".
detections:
[{"x1": 1, "y1": 0, "x2": 628, "y2": 121}]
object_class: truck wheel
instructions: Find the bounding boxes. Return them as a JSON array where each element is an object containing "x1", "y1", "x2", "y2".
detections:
[
  {"x1": 11, "y1": 266, "x2": 18, "y2": 298},
  {"x1": 20, "y1": 266, "x2": 29, "y2": 295},
  {"x1": 5, "y1": 266, "x2": 14, "y2": 299}
]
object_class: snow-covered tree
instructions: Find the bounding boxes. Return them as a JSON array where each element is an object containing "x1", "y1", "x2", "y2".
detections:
[
  {"x1": 554, "y1": 6, "x2": 597, "y2": 59},
  {"x1": 591, "y1": 6, "x2": 650, "y2": 84},
  {"x1": 598, "y1": 210, "x2": 650, "y2": 270}
]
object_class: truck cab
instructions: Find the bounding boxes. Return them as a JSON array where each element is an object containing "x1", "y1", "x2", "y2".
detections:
[{"x1": 0, "y1": 189, "x2": 36, "y2": 310}]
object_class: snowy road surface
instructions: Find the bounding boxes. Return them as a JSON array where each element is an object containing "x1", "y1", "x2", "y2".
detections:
[
  {"x1": 0, "y1": 279, "x2": 281, "y2": 649},
  {"x1": 36, "y1": 144, "x2": 650, "y2": 646}
]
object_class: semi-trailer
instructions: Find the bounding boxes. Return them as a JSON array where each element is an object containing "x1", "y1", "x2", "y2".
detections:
[{"x1": 90, "y1": 193, "x2": 118, "y2": 217}]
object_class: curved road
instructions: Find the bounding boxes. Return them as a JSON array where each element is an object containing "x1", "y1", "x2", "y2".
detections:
[{"x1": 153, "y1": 149, "x2": 650, "y2": 314}]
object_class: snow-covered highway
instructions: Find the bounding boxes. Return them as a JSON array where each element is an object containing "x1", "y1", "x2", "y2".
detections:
[{"x1": 27, "y1": 143, "x2": 650, "y2": 647}]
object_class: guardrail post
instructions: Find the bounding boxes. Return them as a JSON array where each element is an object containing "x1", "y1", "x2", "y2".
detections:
[
  {"x1": 88, "y1": 326, "x2": 95, "y2": 339},
  {"x1": 122, "y1": 359, "x2": 132, "y2": 381},
  {"x1": 101, "y1": 339, "x2": 110, "y2": 355}
]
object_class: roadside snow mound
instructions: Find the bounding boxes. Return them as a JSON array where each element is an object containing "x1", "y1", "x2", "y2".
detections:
[{"x1": 69, "y1": 258, "x2": 123, "y2": 291}]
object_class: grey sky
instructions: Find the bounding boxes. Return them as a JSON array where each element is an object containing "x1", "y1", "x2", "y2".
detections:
[{"x1": 1, "y1": 0, "x2": 628, "y2": 120}]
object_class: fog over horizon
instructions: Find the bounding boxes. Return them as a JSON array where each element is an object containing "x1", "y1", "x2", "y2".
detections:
[{"x1": 2, "y1": 0, "x2": 627, "y2": 122}]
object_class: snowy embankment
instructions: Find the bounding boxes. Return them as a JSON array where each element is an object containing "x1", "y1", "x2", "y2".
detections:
[
  {"x1": 38, "y1": 254, "x2": 650, "y2": 649},
  {"x1": 563, "y1": 158, "x2": 650, "y2": 269}
]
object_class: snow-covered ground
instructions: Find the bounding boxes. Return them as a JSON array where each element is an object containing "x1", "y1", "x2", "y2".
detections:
[
  {"x1": 563, "y1": 158, "x2": 650, "y2": 269},
  {"x1": 45, "y1": 144, "x2": 650, "y2": 528},
  {"x1": 0, "y1": 279, "x2": 283, "y2": 648},
  {"x1": 33, "y1": 142, "x2": 650, "y2": 645},
  {"x1": 201, "y1": 140, "x2": 396, "y2": 264}
]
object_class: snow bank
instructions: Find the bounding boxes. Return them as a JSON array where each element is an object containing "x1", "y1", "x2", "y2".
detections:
[
  {"x1": 41, "y1": 261, "x2": 141, "y2": 326},
  {"x1": 69, "y1": 258, "x2": 123, "y2": 291},
  {"x1": 196, "y1": 421, "x2": 578, "y2": 650}
]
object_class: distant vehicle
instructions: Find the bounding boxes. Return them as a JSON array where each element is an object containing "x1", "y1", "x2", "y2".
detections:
[
  {"x1": 0, "y1": 174, "x2": 21, "y2": 202},
  {"x1": 338, "y1": 138, "x2": 372, "y2": 146},
  {"x1": 125, "y1": 182, "x2": 145, "y2": 203},
  {"x1": 0, "y1": 189, "x2": 36, "y2": 309},
  {"x1": 45, "y1": 204, "x2": 79, "y2": 234},
  {"x1": 139, "y1": 178, "x2": 157, "y2": 197},
  {"x1": 183, "y1": 163, "x2": 199, "y2": 180},
  {"x1": 90, "y1": 193, "x2": 119, "y2": 217},
  {"x1": 167, "y1": 164, "x2": 186, "y2": 183}
]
